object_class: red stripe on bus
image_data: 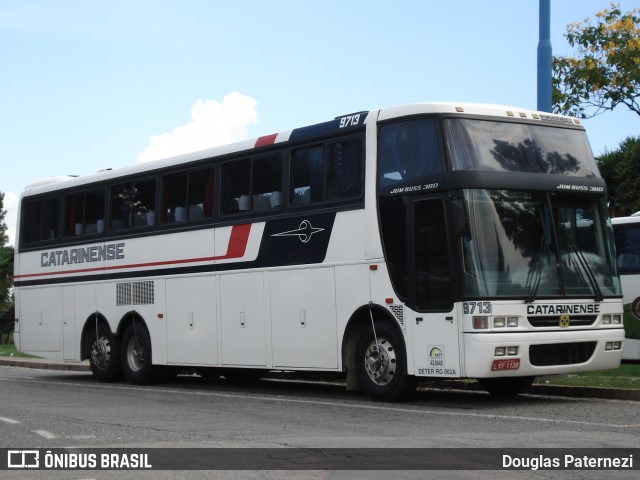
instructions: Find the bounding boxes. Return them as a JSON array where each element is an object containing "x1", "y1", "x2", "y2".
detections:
[
  {"x1": 220, "y1": 223, "x2": 251, "y2": 259},
  {"x1": 254, "y1": 133, "x2": 278, "y2": 148},
  {"x1": 14, "y1": 223, "x2": 252, "y2": 279}
]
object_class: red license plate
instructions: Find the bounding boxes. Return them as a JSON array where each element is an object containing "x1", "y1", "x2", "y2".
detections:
[{"x1": 491, "y1": 359, "x2": 521, "y2": 371}]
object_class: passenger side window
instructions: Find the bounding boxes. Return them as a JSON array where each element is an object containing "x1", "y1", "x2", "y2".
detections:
[
  {"x1": 162, "y1": 167, "x2": 214, "y2": 224},
  {"x1": 291, "y1": 145, "x2": 323, "y2": 205},
  {"x1": 21, "y1": 197, "x2": 61, "y2": 244},
  {"x1": 290, "y1": 137, "x2": 363, "y2": 206},
  {"x1": 222, "y1": 155, "x2": 282, "y2": 214},
  {"x1": 110, "y1": 179, "x2": 156, "y2": 231},
  {"x1": 615, "y1": 225, "x2": 640, "y2": 273},
  {"x1": 64, "y1": 188, "x2": 105, "y2": 237},
  {"x1": 327, "y1": 138, "x2": 363, "y2": 200}
]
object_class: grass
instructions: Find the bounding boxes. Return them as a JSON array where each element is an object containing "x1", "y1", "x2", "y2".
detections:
[
  {"x1": 536, "y1": 362, "x2": 640, "y2": 390},
  {"x1": 0, "y1": 342, "x2": 638, "y2": 389},
  {"x1": 0, "y1": 343, "x2": 40, "y2": 358}
]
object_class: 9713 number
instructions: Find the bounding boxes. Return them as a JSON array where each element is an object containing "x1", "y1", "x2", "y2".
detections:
[
  {"x1": 463, "y1": 301, "x2": 492, "y2": 315},
  {"x1": 339, "y1": 114, "x2": 361, "y2": 128}
]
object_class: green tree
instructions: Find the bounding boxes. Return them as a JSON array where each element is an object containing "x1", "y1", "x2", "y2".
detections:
[
  {"x1": 552, "y1": 2, "x2": 640, "y2": 118},
  {"x1": 598, "y1": 137, "x2": 640, "y2": 216},
  {"x1": 0, "y1": 192, "x2": 14, "y2": 343}
]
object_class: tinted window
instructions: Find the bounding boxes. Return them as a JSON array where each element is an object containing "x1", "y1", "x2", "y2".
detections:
[
  {"x1": 64, "y1": 188, "x2": 105, "y2": 236},
  {"x1": 21, "y1": 197, "x2": 60, "y2": 244},
  {"x1": 444, "y1": 119, "x2": 599, "y2": 176},
  {"x1": 110, "y1": 179, "x2": 156, "y2": 230},
  {"x1": 222, "y1": 155, "x2": 282, "y2": 215},
  {"x1": 414, "y1": 199, "x2": 452, "y2": 310},
  {"x1": 291, "y1": 137, "x2": 363, "y2": 206},
  {"x1": 378, "y1": 119, "x2": 442, "y2": 189},
  {"x1": 162, "y1": 168, "x2": 214, "y2": 223},
  {"x1": 614, "y1": 223, "x2": 640, "y2": 273}
]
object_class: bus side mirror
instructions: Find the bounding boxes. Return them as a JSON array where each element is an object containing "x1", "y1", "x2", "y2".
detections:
[{"x1": 450, "y1": 192, "x2": 470, "y2": 237}]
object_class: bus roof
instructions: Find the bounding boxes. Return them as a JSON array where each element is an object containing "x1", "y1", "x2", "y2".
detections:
[
  {"x1": 377, "y1": 102, "x2": 583, "y2": 125},
  {"x1": 20, "y1": 102, "x2": 583, "y2": 198}
]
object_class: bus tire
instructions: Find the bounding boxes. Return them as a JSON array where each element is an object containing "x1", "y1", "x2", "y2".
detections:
[
  {"x1": 89, "y1": 324, "x2": 122, "y2": 382},
  {"x1": 355, "y1": 320, "x2": 416, "y2": 401},
  {"x1": 121, "y1": 322, "x2": 159, "y2": 385},
  {"x1": 477, "y1": 376, "x2": 535, "y2": 396}
]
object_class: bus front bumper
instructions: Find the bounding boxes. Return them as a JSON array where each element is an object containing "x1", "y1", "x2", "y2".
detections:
[{"x1": 463, "y1": 328, "x2": 624, "y2": 379}]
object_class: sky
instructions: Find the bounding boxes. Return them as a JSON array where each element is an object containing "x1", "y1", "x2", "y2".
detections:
[{"x1": 2, "y1": 0, "x2": 639, "y2": 246}]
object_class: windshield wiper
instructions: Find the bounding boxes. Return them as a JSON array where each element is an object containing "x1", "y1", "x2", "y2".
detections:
[
  {"x1": 567, "y1": 238, "x2": 604, "y2": 302},
  {"x1": 525, "y1": 234, "x2": 547, "y2": 303}
]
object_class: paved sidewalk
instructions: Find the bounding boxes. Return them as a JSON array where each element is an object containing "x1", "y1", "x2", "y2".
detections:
[{"x1": 1, "y1": 356, "x2": 638, "y2": 401}]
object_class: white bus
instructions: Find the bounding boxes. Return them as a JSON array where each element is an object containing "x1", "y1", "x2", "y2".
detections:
[
  {"x1": 612, "y1": 215, "x2": 640, "y2": 361},
  {"x1": 14, "y1": 103, "x2": 625, "y2": 400}
]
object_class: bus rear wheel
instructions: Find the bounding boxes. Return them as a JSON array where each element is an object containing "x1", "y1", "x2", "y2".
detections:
[
  {"x1": 89, "y1": 324, "x2": 122, "y2": 382},
  {"x1": 355, "y1": 321, "x2": 416, "y2": 401},
  {"x1": 121, "y1": 323, "x2": 160, "y2": 384},
  {"x1": 477, "y1": 376, "x2": 535, "y2": 396}
]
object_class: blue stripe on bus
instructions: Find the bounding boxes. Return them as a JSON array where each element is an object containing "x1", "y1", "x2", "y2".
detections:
[{"x1": 288, "y1": 112, "x2": 368, "y2": 144}]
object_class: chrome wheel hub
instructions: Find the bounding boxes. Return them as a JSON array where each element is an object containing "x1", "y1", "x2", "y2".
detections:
[
  {"x1": 90, "y1": 337, "x2": 110, "y2": 369},
  {"x1": 363, "y1": 337, "x2": 396, "y2": 385}
]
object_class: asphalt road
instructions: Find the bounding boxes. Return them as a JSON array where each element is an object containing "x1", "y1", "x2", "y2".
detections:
[{"x1": 0, "y1": 366, "x2": 638, "y2": 480}]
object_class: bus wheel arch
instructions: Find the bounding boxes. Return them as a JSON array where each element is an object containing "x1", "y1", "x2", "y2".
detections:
[
  {"x1": 81, "y1": 314, "x2": 122, "y2": 382},
  {"x1": 343, "y1": 305, "x2": 416, "y2": 401}
]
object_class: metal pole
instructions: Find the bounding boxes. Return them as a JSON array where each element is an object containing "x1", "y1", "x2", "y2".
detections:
[{"x1": 537, "y1": 0, "x2": 552, "y2": 112}]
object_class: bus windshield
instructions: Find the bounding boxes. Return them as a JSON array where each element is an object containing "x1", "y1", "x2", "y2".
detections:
[
  {"x1": 460, "y1": 190, "x2": 621, "y2": 299},
  {"x1": 444, "y1": 118, "x2": 600, "y2": 176}
]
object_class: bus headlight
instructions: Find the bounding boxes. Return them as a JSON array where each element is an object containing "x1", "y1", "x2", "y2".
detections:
[
  {"x1": 603, "y1": 315, "x2": 612, "y2": 325},
  {"x1": 612, "y1": 315, "x2": 622, "y2": 325},
  {"x1": 495, "y1": 346, "x2": 519, "y2": 356},
  {"x1": 490, "y1": 316, "x2": 518, "y2": 328}
]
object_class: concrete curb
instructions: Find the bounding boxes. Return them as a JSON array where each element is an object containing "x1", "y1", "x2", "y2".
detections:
[
  {"x1": 529, "y1": 383, "x2": 640, "y2": 401},
  {"x1": 1, "y1": 357, "x2": 638, "y2": 400},
  {"x1": 0, "y1": 357, "x2": 90, "y2": 372},
  {"x1": 421, "y1": 379, "x2": 640, "y2": 401}
]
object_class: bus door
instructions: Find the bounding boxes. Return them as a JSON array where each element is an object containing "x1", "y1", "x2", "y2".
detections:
[{"x1": 408, "y1": 197, "x2": 461, "y2": 378}]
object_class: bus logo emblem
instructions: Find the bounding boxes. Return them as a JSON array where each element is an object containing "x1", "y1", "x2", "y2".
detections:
[
  {"x1": 272, "y1": 220, "x2": 325, "y2": 244},
  {"x1": 559, "y1": 315, "x2": 570, "y2": 328}
]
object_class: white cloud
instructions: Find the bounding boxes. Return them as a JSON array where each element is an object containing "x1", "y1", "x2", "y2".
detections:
[
  {"x1": 137, "y1": 92, "x2": 259, "y2": 163},
  {"x1": 3, "y1": 94, "x2": 257, "y2": 248},
  {"x1": 4, "y1": 191, "x2": 18, "y2": 247}
]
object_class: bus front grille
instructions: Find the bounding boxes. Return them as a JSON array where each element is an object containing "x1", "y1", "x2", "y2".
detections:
[
  {"x1": 527, "y1": 315, "x2": 597, "y2": 328},
  {"x1": 529, "y1": 342, "x2": 597, "y2": 366}
]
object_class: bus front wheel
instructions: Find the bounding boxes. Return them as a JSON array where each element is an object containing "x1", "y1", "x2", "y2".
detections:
[
  {"x1": 121, "y1": 323, "x2": 159, "y2": 384},
  {"x1": 355, "y1": 320, "x2": 416, "y2": 401}
]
